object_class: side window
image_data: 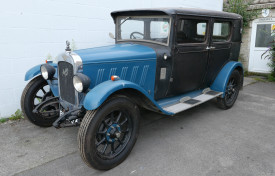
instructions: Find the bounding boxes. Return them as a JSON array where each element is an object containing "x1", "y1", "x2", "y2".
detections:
[
  {"x1": 212, "y1": 21, "x2": 231, "y2": 42},
  {"x1": 150, "y1": 21, "x2": 169, "y2": 38},
  {"x1": 177, "y1": 19, "x2": 208, "y2": 44}
]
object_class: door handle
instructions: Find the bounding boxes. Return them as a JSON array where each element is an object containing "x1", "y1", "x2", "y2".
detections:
[{"x1": 206, "y1": 46, "x2": 215, "y2": 50}]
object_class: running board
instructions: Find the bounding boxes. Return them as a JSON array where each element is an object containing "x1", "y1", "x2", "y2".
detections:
[{"x1": 163, "y1": 90, "x2": 223, "y2": 114}]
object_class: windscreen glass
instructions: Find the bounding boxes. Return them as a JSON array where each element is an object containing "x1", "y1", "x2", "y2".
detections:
[{"x1": 117, "y1": 16, "x2": 171, "y2": 45}]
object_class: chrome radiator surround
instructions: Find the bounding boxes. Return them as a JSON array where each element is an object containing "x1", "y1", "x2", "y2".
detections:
[{"x1": 56, "y1": 51, "x2": 83, "y2": 107}]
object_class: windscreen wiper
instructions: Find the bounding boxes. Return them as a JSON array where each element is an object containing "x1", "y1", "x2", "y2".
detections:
[{"x1": 118, "y1": 17, "x2": 131, "y2": 26}]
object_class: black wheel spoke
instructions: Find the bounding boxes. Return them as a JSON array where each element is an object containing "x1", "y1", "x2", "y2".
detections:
[
  {"x1": 120, "y1": 118, "x2": 128, "y2": 126},
  {"x1": 102, "y1": 144, "x2": 108, "y2": 154},
  {"x1": 103, "y1": 120, "x2": 110, "y2": 128},
  {"x1": 96, "y1": 137, "x2": 106, "y2": 147},
  {"x1": 41, "y1": 87, "x2": 46, "y2": 94},
  {"x1": 110, "y1": 112, "x2": 115, "y2": 123},
  {"x1": 111, "y1": 143, "x2": 115, "y2": 153},
  {"x1": 115, "y1": 112, "x2": 122, "y2": 123},
  {"x1": 35, "y1": 95, "x2": 42, "y2": 99},
  {"x1": 97, "y1": 130, "x2": 107, "y2": 135}
]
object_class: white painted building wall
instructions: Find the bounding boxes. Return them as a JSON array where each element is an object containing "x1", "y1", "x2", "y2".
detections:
[{"x1": 0, "y1": 0, "x2": 223, "y2": 118}]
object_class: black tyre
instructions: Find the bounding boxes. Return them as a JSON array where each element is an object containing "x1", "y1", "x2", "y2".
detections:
[
  {"x1": 20, "y1": 76, "x2": 59, "y2": 127},
  {"x1": 78, "y1": 96, "x2": 140, "y2": 170},
  {"x1": 217, "y1": 69, "x2": 242, "y2": 109}
]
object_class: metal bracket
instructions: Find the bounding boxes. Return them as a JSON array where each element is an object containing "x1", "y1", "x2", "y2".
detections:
[
  {"x1": 179, "y1": 96, "x2": 191, "y2": 103},
  {"x1": 32, "y1": 97, "x2": 59, "y2": 114},
  {"x1": 53, "y1": 107, "x2": 82, "y2": 128},
  {"x1": 202, "y1": 88, "x2": 211, "y2": 94}
]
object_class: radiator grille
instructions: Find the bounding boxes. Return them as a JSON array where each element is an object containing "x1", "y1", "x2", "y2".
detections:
[{"x1": 58, "y1": 61, "x2": 75, "y2": 104}]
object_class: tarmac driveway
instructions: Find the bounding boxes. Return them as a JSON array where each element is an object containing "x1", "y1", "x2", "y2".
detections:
[{"x1": 0, "y1": 79, "x2": 275, "y2": 176}]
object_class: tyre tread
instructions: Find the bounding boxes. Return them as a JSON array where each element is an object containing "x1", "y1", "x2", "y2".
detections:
[
  {"x1": 78, "y1": 110, "x2": 98, "y2": 168},
  {"x1": 21, "y1": 76, "x2": 43, "y2": 121},
  {"x1": 216, "y1": 69, "x2": 241, "y2": 110}
]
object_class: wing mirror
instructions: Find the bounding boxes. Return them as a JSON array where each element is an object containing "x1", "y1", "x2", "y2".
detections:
[{"x1": 109, "y1": 32, "x2": 115, "y2": 39}]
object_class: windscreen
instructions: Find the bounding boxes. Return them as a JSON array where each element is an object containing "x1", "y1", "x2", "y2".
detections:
[{"x1": 117, "y1": 16, "x2": 171, "y2": 45}]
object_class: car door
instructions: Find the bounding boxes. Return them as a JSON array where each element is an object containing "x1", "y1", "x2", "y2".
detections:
[
  {"x1": 205, "y1": 19, "x2": 233, "y2": 86},
  {"x1": 167, "y1": 16, "x2": 210, "y2": 96}
]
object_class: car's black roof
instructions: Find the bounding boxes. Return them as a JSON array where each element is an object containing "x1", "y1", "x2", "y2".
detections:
[{"x1": 111, "y1": 7, "x2": 242, "y2": 22}]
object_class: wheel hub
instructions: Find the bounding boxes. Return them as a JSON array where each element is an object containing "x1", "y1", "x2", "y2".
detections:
[
  {"x1": 106, "y1": 124, "x2": 121, "y2": 143},
  {"x1": 226, "y1": 84, "x2": 236, "y2": 96}
]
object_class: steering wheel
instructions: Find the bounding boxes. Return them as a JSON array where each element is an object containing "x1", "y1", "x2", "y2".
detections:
[{"x1": 130, "y1": 32, "x2": 144, "y2": 39}]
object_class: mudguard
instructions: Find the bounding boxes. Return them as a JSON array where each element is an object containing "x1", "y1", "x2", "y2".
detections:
[
  {"x1": 210, "y1": 61, "x2": 243, "y2": 97},
  {"x1": 25, "y1": 64, "x2": 43, "y2": 81},
  {"x1": 83, "y1": 80, "x2": 173, "y2": 115},
  {"x1": 24, "y1": 63, "x2": 59, "y2": 97},
  {"x1": 25, "y1": 63, "x2": 57, "y2": 81}
]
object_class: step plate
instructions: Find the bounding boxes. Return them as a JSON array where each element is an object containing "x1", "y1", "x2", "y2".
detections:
[
  {"x1": 163, "y1": 91, "x2": 223, "y2": 114},
  {"x1": 184, "y1": 99, "x2": 200, "y2": 105}
]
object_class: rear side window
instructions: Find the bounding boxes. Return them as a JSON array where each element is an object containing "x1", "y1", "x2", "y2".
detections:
[
  {"x1": 177, "y1": 19, "x2": 208, "y2": 44},
  {"x1": 212, "y1": 21, "x2": 231, "y2": 42}
]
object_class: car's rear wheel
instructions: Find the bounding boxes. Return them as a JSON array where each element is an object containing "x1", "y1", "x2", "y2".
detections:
[
  {"x1": 217, "y1": 69, "x2": 242, "y2": 109},
  {"x1": 21, "y1": 76, "x2": 59, "y2": 127},
  {"x1": 78, "y1": 96, "x2": 140, "y2": 170}
]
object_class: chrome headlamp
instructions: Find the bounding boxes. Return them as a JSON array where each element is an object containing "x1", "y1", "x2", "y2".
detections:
[
  {"x1": 73, "y1": 73, "x2": 91, "y2": 93},
  {"x1": 40, "y1": 64, "x2": 56, "y2": 80}
]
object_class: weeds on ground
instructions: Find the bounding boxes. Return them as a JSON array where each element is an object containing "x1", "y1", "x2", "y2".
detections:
[
  {"x1": 253, "y1": 77, "x2": 268, "y2": 82},
  {"x1": 0, "y1": 118, "x2": 7, "y2": 123},
  {"x1": 267, "y1": 74, "x2": 275, "y2": 82},
  {"x1": 244, "y1": 71, "x2": 275, "y2": 83},
  {"x1": 0, "y1": 109, "x2": 24, "y2": 123}
]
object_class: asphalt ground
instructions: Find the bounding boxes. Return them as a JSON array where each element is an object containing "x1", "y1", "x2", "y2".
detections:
[{"x1": 1, "y1": 78, "x2": 275, "y2": 176}]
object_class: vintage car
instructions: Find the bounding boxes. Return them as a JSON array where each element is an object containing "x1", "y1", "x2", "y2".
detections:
[{"x1": 21, "y1": 8, "x2": 243, "y2": 170}]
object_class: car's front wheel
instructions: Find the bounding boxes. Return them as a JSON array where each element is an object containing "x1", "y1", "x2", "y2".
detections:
[
  {"x1": 217, "y1": 69, "x2": 242, "y2": 109},
  {"x1": 21, "y1": 76, "x2": 59, "y2": 127},
  {"x1": 78, "y1": 96, "x2": 140, "y2": 170}
]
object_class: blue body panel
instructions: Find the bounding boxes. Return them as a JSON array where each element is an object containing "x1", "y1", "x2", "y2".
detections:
[
  {"x1": 83, "y1": 80, "x2": 173, "y2": 115},
  {"x1": 84, "y1": 61, "x2": 242, "y2": 115},
  {"x1": 210, "y1": 61, "x2": 243, "y2": 97},
  {"x1": 25, "y1": 64, "x2": 43, "y2": 81},
  {"x1": 74, "y1": 43, "x2": 156, "y2": 64},
  {"x1": 75, "y1": 43, "x2": 157, "y2": 99},
  {"x1": 48, "y1": 80, "x2": 59, "y2": 97},
  {"x1": 24, "y1": 43, "x2": 242, "y2": 116}
]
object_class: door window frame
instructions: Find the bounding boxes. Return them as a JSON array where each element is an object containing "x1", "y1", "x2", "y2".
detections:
[
  {"x1": 210, "y1": 18, "x2": 233, "y2": 44},
  {"x1": 175, "y1": 16, "x2": 211, "y2": 46}
]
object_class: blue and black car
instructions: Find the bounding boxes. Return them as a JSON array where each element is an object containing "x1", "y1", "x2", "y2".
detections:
[{"x1": 21, "y1": 8, "x2": 243, "y2": 170}]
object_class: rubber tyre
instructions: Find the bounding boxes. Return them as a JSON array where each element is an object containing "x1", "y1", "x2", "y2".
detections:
[
  {"x1": 78, "y1": 96, "x2": 140, "y2": 170},
  {"x1": 20, "y1": 76, "x2": 58, "y2": 127},
  {"x1": 217, "y1": 69, "x2": 241, "y2": 110}
]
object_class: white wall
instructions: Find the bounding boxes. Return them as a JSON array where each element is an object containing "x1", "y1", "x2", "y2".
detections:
[{"x1": 0, "y1": 0, "x2": 223, "y2": 118}]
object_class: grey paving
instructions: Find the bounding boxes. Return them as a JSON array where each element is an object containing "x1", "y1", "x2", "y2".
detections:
[
  {"x1": 243, "y1": 77, "x2": 257, "y2": 87},
  {"x1": 1, "y1": 78, "x2": 275, "y2": 176}
]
